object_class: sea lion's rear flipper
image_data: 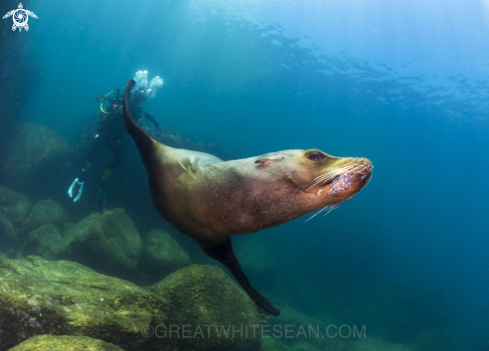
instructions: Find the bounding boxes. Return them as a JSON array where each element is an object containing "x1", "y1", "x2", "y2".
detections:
[
  {"x1": 123, "y1": 79, "x2": 158, "y2": 165},
  {"x1": 201, "y1": 238, "x2": 281, "y2": 316}
]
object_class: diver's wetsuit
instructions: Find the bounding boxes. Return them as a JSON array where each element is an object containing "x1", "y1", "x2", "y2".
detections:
[
  {"x1": 86, "y1": 103, "x2": 125, "y2": 173},
  {"x1": 68, "y1": 77, "x2": 162, "y2": 213}
]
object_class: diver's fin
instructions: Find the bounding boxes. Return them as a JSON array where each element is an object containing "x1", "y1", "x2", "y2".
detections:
[
  {"x1": 123, "y1": 80, "x2": 160, "y2": 166},
  {"x1": 201, "y1": 237, "x2": 280, "y2": 316},
  {"x1": 67, "y1": 178, "x2": 84, "y2": 202},
  {"x1": 95, "y1": 189, "x2": 107, "y2": 215}
]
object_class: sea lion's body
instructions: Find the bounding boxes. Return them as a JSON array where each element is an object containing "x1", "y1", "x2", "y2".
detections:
[
  {"x1": 123, "y1": 80, "x2": 372, "y2": 316},
  {"x1": 148, "y1": 148, "x2": 369, "y2": 245}
]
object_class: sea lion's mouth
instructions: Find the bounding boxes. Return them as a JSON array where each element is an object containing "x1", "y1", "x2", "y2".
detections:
[
  {"x1": 312, "y1": 172, "x2": 370, "y2": 197},
  {"x1": 328, "y1": 173, "x2": 356, "y2": 194},
  {"x1": 328, "y1": 171, "x2": 371, "y2": 187}
]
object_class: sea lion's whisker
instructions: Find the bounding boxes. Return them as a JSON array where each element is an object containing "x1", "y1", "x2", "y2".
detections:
[
  {"x1": 306, "y1": 173, "x2": 344, "y2": 191},
  {"x1": 309, "y1": 166, "x2": 352, "y2": 188},
  {"x1": 314, "y1": 164, "x2": 357, "y2": 181},
  {"x1": 308, "y1": 176, "x2": 333, "y2": 189},
  {"x1": 314, "y1": 172, "x2": 337, "y2": 183},
  {"x1": 306, "y1": 175, "x2": 337, "y2": 191},
  {"x1": 306, "y1": 163, "x2": 370, "y2": 191},
  {"x1": 313, "y1": 171, "x2": 335, "y2": 181},
  {"x1": 314, "y1": 166, "x2": 350, "y2": 181},
  {"x1": 304, "y1": 204, "x2": 337, "y2": 222},
  {"x1": 323, "y1": 204, "x2": 339, "y2": 216}
]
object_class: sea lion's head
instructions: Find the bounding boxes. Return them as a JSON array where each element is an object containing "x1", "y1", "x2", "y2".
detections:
[{"x1": 255, "y1": 149, "x2": 372, "y2": 210}]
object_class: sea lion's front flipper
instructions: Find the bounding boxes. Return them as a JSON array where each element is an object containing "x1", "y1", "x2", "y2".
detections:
[{"x1": 201, "y1": 238, "x2": 281, "y2": 316}]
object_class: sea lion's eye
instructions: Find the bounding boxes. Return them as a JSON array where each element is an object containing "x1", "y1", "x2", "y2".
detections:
[{"x1": 307, "y1": 153, "x2": 324, "y2": 161}]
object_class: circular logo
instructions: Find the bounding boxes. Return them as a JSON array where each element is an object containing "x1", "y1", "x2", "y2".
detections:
[{"x1": 13, "y1": 9, "x2": 27, "y2": 28}]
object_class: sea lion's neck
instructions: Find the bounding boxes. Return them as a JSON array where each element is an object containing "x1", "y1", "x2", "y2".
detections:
[{"x1": 188, "y1": 161, "x2": 315, "y2": 235}]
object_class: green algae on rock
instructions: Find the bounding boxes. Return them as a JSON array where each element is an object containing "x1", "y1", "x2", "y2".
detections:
[
  {"x1": 0, "y1": 256, "x2": 169, "y2": 351},
  {"x1": 0, "y1": 186, "x2": 32, "y2": 224},
  {"x1": 21, "y1": 199, "x2": 69, "y2": 236},
  {"x1": 56, "y1": 208, "x2": 142, "y2": 280},
  {"x1": 9, "y1": 334, "x2": 125, "y2": 351},
  {"x1": 139, "y1": 229, "x2": 191, "y2": 284},
  {"x1": 23, "y1": 225, "x2": 62, "y2": 260},
  {"x1": 148, "y1": 264, "x2": 262, "y2": 351}
]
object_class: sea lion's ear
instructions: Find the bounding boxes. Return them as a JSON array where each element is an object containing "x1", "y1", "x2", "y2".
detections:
[{"x1": 255, "y1": 157, "x2": 284, "y2": 166}]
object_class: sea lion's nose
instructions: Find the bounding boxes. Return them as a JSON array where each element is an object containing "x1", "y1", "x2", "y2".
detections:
[{"x1": 348, "y1": 158, "x2": 373, "y2": 176}]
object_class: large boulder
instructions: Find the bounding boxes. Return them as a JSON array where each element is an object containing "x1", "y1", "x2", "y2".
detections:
[
  {"x1": 56, "y1": 208, "x2": 142, "y2": 280},
  {"x1": 149, "y1": 264, "x2": 262, "y2": 351},
  {"x1": 21, "y1": 199, "x2": 69, "y2": 236},
  {"x1": 0, "y1": 186, "x2": 32, "y2": 224},
  {"x1": 2, "y1": 122, "x2": 74, "y2": 182},
  {"x1": 0, "y1": 256, "x2": 169, "y2": 351},
  {"x1": 23, "y1": 225, "x2": 62, "y2": 260},
  {"x1": 139, "y1": 229, "x2": 191, "y2": 284},
  {"x1": 9, "y1": 334, "x2": 125, "y2": 351}
]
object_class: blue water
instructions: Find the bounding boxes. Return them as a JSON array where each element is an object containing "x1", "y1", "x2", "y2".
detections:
[{"x1": 8, "y1": 0, "x2": 489, "y2": 349}]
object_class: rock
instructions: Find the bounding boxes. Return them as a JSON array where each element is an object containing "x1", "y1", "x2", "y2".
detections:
[
  {"x1": 332, "y1": 337, "x2": 413, "y2": 351},
  {"x1": 62, "y1": 222, "x2": 74, "y2": 236},
  {"x1": 23, "y1": 225, "x2": 62, "y2": 260},
  {"x1": 0, "y1": 256, "x2": 169, "y2": 351},
  {"x1": 0, "y1": 212, "x2": 18, "y2": 247},
  {"x1": 149, "y1": 264, "x2": 262, "y2": 351},
  {"x1": 0, "y1": 186, "x2": 32, "y2": 224},
  {"x1": 290, "y1": 341, "x2": 321, "y2": 351},
  {"x1": 21, "y1": 199, "x2": 69, "y2": 235},
  {"x1": 56, "y1": 208, "x2": 142, "y2": 280},
  {"x1": 9, "y1": 334, "x2": 125, "y2": 351},
  {"x1": 139, "y1": 229, "x2": 190, "y2": 284},
  {"x1": 2, "y1": 122, "x2": 74, "y2": 182}
]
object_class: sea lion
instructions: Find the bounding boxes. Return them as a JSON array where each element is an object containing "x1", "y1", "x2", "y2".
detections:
[{"x1": 123, "y1": 79, "x2": 372, "y2": 316}]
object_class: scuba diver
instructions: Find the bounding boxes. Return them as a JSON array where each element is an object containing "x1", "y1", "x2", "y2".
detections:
[{"x1": 68, "y1": 70, "x2": 164, "y2": 214}]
